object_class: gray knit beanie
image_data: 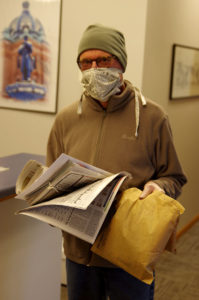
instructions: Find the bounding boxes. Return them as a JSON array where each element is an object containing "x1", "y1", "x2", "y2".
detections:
[{"x1": 77, "y1": 24, "x2": 127, "y2": 72}]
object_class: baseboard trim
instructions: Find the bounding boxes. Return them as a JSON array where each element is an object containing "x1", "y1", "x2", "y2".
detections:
[
  {"x1": 177, "y1": 214, "x2": 199, "y2": 240},
  {"x1": 0, "y1": 194, "x2": 16, "y2": 202}
]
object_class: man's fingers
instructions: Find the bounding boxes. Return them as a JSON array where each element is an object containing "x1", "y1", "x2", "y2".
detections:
[
  {"x1": 140, "y1": 182, "x2": 164, "y2": 199},
  {"x1": 139, "y1": 185, "x2": 154, "y2": 199}
]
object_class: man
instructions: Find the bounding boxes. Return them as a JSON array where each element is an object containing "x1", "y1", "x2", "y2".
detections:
[{"x1": 46, "y1": 24, "x2": 187, "y2": 300}]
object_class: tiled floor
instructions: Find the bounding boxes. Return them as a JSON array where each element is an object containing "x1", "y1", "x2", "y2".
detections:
[{"x1": 155, "y1": 220, "x2": 199, "y2": 300}]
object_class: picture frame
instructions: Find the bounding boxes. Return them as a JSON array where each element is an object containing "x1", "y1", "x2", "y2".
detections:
[
  {"x1": 170, "y1": 44, "x2": 199, "y2": 100},
  {"x1": 0, "y1": 0, "x2": 62, "y2": 113}
]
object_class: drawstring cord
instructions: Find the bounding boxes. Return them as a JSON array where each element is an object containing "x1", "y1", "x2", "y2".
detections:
[
  {"x1": 77, "y1": 95, "x2": 83, "y2": 115},
  {"x1": 134, "y1": 88, "x2": 147, "y2": 137}
]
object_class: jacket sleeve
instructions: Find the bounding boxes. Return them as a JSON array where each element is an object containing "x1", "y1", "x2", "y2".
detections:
[
  {"x1": 46, "y1": 118, "x2": 64, "y2": 167},
  {"x1": 151, "y1": 116, "x2": 187, "y2": 199}
]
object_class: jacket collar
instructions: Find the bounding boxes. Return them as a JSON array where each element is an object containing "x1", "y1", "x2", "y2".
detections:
[{"x1": 83, "y1": 80, "x2": 135, "y2": 113}]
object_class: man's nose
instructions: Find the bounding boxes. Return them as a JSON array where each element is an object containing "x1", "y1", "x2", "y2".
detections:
[{"x1": 91, "y1": 60, "x2": 98, "y2": 68}]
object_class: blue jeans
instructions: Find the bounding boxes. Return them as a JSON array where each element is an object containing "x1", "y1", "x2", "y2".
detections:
[{"x1": 66, "y1": 259, "x2": 154, "y2": 300}]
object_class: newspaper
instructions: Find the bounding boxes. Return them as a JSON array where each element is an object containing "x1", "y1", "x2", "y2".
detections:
[
  {"x1": 16, "y1": 153, "x2": 111, "y2": 205},
  {"x1": 17, "y1": 174, "x2": 126, "y2": 243},
  {"x1": 15, "y1": 153, "x2": 129, "y2": 244}
]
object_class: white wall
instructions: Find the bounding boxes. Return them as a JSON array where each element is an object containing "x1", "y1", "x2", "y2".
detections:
[
  {"x1": 142, "y1": 0, "x2": 199, "y2": 228},
  {"x1": 0, "y1": 0, "x2": 148, "y2": 157}
]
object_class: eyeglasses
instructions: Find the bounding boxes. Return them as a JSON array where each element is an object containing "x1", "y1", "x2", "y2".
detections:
[{"x1": 78, "y1": 55, "x2": 117, "y2": 70}]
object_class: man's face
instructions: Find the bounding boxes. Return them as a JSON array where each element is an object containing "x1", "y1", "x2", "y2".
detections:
[
  {"x1": 78, "y1": 49, "x2": 123, "y2": 73},
  {"x1": 78, "y1": 50, "x2": 124, "y2": 106}
]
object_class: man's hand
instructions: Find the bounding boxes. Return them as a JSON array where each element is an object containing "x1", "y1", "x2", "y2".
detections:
[{"x1": 139, "y1": 181, "x2": 165, "y2": 199}]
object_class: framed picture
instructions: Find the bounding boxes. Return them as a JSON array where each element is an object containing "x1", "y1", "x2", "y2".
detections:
[
  {"x1": 170, "y1": 44, "x2": 199, "y2": 100},
  {"x1": 0, "y1": 0, "x2": 61, "y2": 113}
]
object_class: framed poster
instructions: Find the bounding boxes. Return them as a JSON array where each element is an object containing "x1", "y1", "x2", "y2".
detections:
[
  {"x1": 170, "y1": 44, "x2": 199, "y2": 100},
  {"x1": 0, "y1": 0, "x2": 61, "y2": 113}
]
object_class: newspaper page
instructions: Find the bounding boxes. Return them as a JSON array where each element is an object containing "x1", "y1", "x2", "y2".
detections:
[
  {"x1": 16, "y1": 153, "x2": 112, "y2": 205},
  {"x1": 17, "y1": 174, "x2": 127, "y2": 244},
  {"x1": 16, "y1": 160, "x2": 48, "y2": 194}
]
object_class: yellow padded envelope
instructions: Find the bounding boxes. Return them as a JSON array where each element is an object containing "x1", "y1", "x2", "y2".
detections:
[{"x1": 91, "y1": 188, "x2": 185, "y2": 285}]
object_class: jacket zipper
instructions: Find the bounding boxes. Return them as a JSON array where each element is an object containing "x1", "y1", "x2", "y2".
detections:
[{"x1": 93, "y1": 109, "x2": 107, "y2": 165}]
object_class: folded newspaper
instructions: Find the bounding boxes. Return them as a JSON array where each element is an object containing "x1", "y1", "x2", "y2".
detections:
[{"x1": 15, "y1": 153, "x2": 128, "y2": 244}]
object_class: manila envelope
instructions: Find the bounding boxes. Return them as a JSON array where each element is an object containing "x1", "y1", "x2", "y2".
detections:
[{"x1": 91, "y1": 188, "x2": 185, "y2": 285}]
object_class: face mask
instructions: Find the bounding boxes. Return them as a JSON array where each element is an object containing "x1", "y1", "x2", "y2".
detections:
[{"x1": 80, "y1": 68, "x2": 122, "y2": 102}]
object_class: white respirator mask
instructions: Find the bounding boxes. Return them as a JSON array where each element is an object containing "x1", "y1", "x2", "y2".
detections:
[{"x1": 80, "y1": 68, "x2": 123, "y2": 102}]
